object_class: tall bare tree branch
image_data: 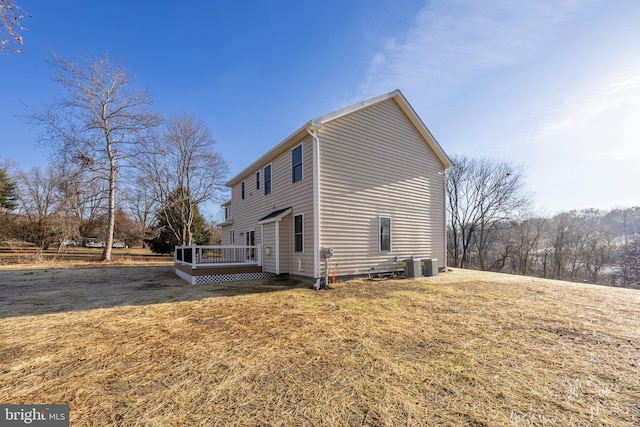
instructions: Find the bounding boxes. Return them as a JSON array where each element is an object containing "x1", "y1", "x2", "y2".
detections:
[
  {"x1": 29, "y1": 52, "x2": 160, "y2": 260},
  {"x1": 0, "y1": 0, "x2": 29, "y2": 54}
]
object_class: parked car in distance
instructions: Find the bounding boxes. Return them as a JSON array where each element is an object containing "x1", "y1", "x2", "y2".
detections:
[
  {"x1": 63, "y1": 240, "x2": 77, "y2": 247},
  {"x1": 82, "y1": 238, "x2": 105, "y2": 248},
  {"x1": 112, "y1": 241, "x2": 126, "y2": 248}
]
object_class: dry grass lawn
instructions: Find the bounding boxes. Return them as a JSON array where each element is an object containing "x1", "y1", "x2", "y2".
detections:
[{"x1": 0, "y1": 266, "x2": 639, "y2": 426}]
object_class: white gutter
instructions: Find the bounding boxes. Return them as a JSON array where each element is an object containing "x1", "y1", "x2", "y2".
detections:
[{"x1": 307, "y1": 125, "x2": 321, "y2": 280}]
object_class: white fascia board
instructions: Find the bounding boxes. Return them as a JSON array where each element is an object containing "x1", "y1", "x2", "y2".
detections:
[
  {"x1": 225, "y1": 89, "x2": 453, "y2": 186},
  {"x1": 311, "y1": 89, "x2": 401, "y2": 126},
  {"x1": 392, "y1": 92, "x2": 453, "y2": 171}
]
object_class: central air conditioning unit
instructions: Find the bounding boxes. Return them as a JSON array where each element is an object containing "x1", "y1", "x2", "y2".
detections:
[
  {"x1": 403, "y1": 257, "x2": 423, "y2": 278},
  {"x1": 422, "y1": 258, "x2": 438, "y2": 277}
]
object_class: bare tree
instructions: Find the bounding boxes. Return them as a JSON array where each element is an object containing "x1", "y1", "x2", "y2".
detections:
[
  {"x1": 121, "y1": 174, "x2": 157, "y2": 247},
  {"x1": 547, "y1": 212, "x2": 576, "y2": 280},
  {"x1": 15, "y1": 166, "x2": 61, "y2": 249},
  {"x1": 30, "y1": 52, "x2": 160, "y2": 260},
  {"x1": 140, "y1": 114, "x2": 228, "y2": 246},
  {"x1": 501, "y1": 215, "x2": 547, "y2": 276},
  {"x1": 544, "y1": 209, "x2": 615, "y2": 283},
  {"x1": 54, "y1": 162, "x2": 108, "y2": 247},
  {"x1": 0, "y1": 0, "x2": 29, "y2": 54},
  {"x1": 616, "y1": 207, "x2": 640, "y2": 287},
  {"x1": 446, "y1": 155, "x2": 530, "y2": 269}
]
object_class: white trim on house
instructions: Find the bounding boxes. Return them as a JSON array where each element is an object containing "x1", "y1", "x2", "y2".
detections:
[
  {"x1": 379, "y1": 216, "x2": 391, "y2": 252},
  {"x1": 292, "y1": 143, "x2": 303, "y2": 184},
  {"x1": 294, "y1": 213, "x2": 304, "y2": 253},
  {"x1": 309, "y1": 127, "x2": 321, "y2": 279},
  {"x1": 264, "y1": 163, "x2": 273, "y2": 196}
]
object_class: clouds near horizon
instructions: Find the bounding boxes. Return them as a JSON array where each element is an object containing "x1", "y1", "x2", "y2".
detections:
[{"x1": 356, "y1": 0, "x2": 639, "y2": 211}]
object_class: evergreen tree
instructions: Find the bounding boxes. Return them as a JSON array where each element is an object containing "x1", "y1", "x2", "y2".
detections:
[
  {"x1": 147, "y1": 187, "x2": 210, "y2": 253},
  {"x1": 0, "y1": 167, "x2": 17, "y2": 211}
]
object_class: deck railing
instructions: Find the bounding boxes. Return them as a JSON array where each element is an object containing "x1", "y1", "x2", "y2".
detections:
[{"x1": 174, "y1": 245, "x2": 262, "y2": 268}]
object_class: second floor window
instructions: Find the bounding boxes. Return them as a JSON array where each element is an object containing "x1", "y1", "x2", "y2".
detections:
[
  {"x1": 256, "y1": 171, "x2": 260, "y2": 190},
  {"x1": 292, "y1": 144, "x2": 303, "y2": 183},
  {"x1": 264, "y1": 164, "x2": 272, "y2": 195},
  {"x1": 241, "y1": 181, "x2": 245, "y2": 199}
]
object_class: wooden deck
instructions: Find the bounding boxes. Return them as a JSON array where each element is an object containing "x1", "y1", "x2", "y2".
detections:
[{"x1": 174, "y1": 245, "x2": 274, "y2": 284}]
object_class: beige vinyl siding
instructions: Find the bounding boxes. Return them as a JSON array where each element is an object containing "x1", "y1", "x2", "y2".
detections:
[
  {"x1": 318, "y1": 98, "x2": 447, "y2": 276},
  {"x1": 280, "y1": 215, "x2": 293, "y2": 272},
  {"x1": 261, "y1": 223, "x2": 276, "y2": 273},
  {"x1": 221, "y1": 136, "x2": 315, "y2": 276}
]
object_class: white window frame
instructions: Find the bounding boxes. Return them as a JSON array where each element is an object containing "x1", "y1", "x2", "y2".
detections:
[
  {"x1": 294, "y1": 213, "x2": 304, "y2": 253},
  {"x1": 264, "y1": 164, "x2": 272, "y2": 195},
  {"x1": 292, "y1": 144, "x2": 303, "y2": 183},
  {"x1": 379, "y1": 216, "x2": 391, "y2": 252}
]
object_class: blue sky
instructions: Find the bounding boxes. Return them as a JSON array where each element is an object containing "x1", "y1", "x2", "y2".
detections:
[{"x1": 1, "y1": 0, "x2": 639, "y2": 216}]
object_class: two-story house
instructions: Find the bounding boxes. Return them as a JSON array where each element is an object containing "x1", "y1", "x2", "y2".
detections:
[{"x1": 219, "y1": 89, "x2": 452, "y2": 282}]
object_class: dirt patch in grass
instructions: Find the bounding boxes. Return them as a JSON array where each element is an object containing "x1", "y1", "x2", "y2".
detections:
[
  {"x1": 0, "y1": 267, "x2": 639, "y2": 425},
  {"x1": 0, "y1": 264, "x2": 305, "y2": 317}
]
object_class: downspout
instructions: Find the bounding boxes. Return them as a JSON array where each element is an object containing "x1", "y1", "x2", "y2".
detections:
[
  {"x1": 275, "y1": 221, "x2": 280, "y2": 275},
  {"x1": 307, "y1": 125, "x2": 321, "y2": 280},
  {"x1": 442, "y1": 170, "x2": 448, "y2": 271}
]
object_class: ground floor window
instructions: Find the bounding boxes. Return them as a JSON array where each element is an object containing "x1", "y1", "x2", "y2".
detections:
[
  {"x1": 380, "y1": 217, "x2": 391, "y2": 251},
  {"x1": 246, "y1": 230, "x2": 255, "y2": 259},
  {"x1": 294, "y1": 214, "x2": 303, "y2": 252}
]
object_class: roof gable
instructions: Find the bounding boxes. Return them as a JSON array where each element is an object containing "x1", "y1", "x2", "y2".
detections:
[{"x1": 225, "y1": 90, "x2": 451, "y2": 186}]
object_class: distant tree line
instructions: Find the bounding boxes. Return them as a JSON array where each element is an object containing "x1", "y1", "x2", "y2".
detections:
[
  {"x1": 0, "y1": 52, "x2": 228, "y2": 256},
  {"x1": 447, "y1": 155, "x2": 640, "y2": 289},
  {"x1": 0, "y1": 155, "x2": 224, "y2": 255}
]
